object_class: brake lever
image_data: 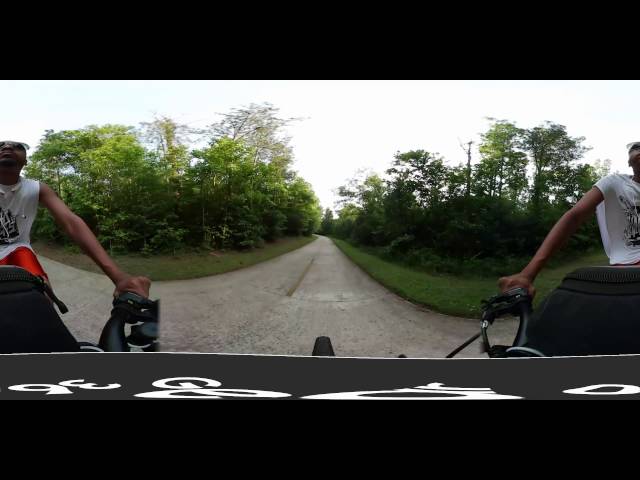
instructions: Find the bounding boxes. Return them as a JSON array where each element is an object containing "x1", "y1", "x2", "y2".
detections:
[
  {"x1": 482, "y1": 287, "x2": 529, "y2": 306},
  {"x1": 481, "y1": 287, "x2": 531, "y2": 325},
  {"x1": 113, "y1": 291, "x2": 155, "y2": 308},
  {"x1": 112, "y1": 292, "x2": 158, "y2": 325}
]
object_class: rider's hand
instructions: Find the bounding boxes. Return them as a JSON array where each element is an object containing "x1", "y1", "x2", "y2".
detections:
[
  {"x1": 498, "y1": 273, "x2": 536, "y2": 298},
  {"x1": 114, "y1": 275, "x2": 151, "y2": 299}
]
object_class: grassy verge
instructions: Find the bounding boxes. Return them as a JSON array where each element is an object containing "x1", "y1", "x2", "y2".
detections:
[
  {"x1": 331, "y1": 238, "x2": 609, "y2": 318},
  {"x1": 32, "y1": 236, "x2": 318, "y2": 281}
]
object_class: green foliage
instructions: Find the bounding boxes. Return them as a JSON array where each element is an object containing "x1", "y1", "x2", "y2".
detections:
[
  {"x1": 145, "y1": 226, "x2": 189, "y2": 255},
  {"x1": 319, "y1": 208, "x2": 334, "y2": 235},
  {"x1": 332, "y1": 119, "x2": 606, "y2": 277},
  {"x1": 26, "y1": 104, "x2": 322, "y2": 255}
]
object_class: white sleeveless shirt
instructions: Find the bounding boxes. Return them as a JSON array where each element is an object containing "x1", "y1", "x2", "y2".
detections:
[{"x1": 0, "y1": 178, "x2": 40, "y2": 259}]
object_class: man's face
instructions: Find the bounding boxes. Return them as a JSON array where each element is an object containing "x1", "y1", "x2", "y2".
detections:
[{"x1": 0, "y1": 142, "x2": 27, "y2": 172}]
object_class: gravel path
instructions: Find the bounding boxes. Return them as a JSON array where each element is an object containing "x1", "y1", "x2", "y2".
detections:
[{"x1": 39, "y1": 236, "x2": 518, "y2": 357}]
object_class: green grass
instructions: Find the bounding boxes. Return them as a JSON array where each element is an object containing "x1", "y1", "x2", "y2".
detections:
[
  {"x1": 32, "y1": 236, "x2": 317, "y2": 281},
  {"x1": 331, "y1": 238, "x2": 609, "y2": 318}
]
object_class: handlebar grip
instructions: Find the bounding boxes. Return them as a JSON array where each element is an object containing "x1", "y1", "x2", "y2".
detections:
[
  {"x1": 112, "y1": 292, "x2": 158, "y2": 324},
  {"x1": 99, "y1": 293, "x2": 158, "y2": 352},
  {"x1": 511, "y1": 295, "x2": 533, "y2": 347},
  {"x1": 98, "y1": 313, "x2": 129, "y2": 352},
  {"x1": 113, "y1": 291, "x2": 155, "y2": 308}
]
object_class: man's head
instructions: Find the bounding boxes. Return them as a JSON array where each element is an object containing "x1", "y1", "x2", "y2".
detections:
[{"x1": 0, "y1": 141, "x2": 29, "y2": 173}]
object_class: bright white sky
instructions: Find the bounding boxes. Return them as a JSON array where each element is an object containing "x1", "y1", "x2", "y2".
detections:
[{"x1": 1, "y1": 80, "x2": 638, "y2": 210}]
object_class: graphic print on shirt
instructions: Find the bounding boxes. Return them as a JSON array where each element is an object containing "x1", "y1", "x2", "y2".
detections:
[
  {"x1": 620, "y1": 195, "x2": 640, "y2": 247},
  {"x1": 0, "y1": 207, "x2": 19, "y2": 244}
]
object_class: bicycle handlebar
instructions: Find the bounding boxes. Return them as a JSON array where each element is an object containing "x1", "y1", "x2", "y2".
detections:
[
  {"x1": 447, "y1": 287, "x2": 537, "y2": 358},
  {"x1": 98, "y1": 291, "x2": 159, "y2": 352}
]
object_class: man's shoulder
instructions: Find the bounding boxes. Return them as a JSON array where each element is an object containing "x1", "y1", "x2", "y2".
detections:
[
  {"x1": 20, "y1": 177, "x2": 40, "y2": 186},
  {"x1": 22, "y1": 178, "x2": 42, "y2": 195},
  {"x1": 604, "y1": 173, "x2": 630, "y2": 181},
  {"x1": 597, "y1": 173, "x2": 632, "y2": 188}
]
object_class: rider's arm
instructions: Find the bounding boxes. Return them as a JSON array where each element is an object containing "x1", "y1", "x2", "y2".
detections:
[
  {"x1": 38, "y1": 182, "x2": 150, "y2": 298},
  {"x1": 499, "y1": 187, "x2": 605, "y2": 296}
]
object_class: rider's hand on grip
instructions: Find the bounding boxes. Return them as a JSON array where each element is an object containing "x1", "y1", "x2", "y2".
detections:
[
  {"x1": 114, "y1": 275, "x2": 151, "y2": 299},
  {"x1": 498, "y1": 273, "x2": 536, "y2": 298}
]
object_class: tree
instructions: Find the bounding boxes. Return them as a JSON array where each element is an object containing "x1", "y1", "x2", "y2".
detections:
[
  {"x1": 188, "y1": 138, "x2": 261, "y2": 248},
  {"x1": 138, "y1": 115, "x2": 205, "y2": 207},
  {"x1": 333, "y1": 203, "x2": 361, "y2": 240},
  {"x1": 476, "y1": 119, "x2": 528, "y2": 202},
  {"x1": 593, "y1": 158, "x2": 612, "y2": 180},
  {"x1": 26, "y1": 125, "x2": 170, "y2": 253},
  {"x1": 283, "y1": 176, "x2": 321, "y2": 236},
  {"x1": 24, "y1": 108, "x2": 323, "y2": 255},
  {"x1": 458, "y1": 139, "x2": 473, "y2": 197},
  {"x1": 320, "y1": 208, "x2": 334, "y2": 235},
  {"x1": 383, "y1": 168, "x2": 420, "y2": 242},
  {"x1": 387, "y1": 150, "x2": 448, "y2": 209},
  {"x1": 521, "y1": 122, "x2": 590, "y2": 211},
  {"x1": 210, "y1": 102, "x2": 300, "y2": 170}
]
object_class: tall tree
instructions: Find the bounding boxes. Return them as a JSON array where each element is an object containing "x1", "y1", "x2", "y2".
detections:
[
  {"x1": 521, "y1": 122, "x2": 590, "y2": 211},
  {"x1": 476, "y1": 119, "x2": 528, "y2": 202},
  {"x1": 320, "y1": 208, "x2": 334, "y2": 235},
  {"x1": 387, "y1": 150, "x2": 448, "y2": 209},
  {"x1": 210, "y1": 102, "x2": 300, "y2": 171}
]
